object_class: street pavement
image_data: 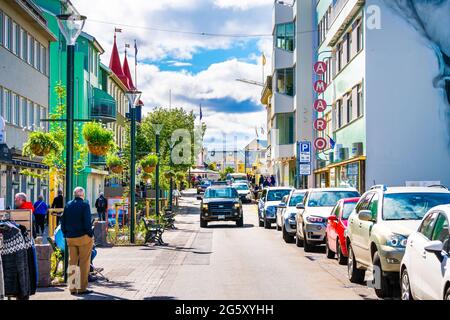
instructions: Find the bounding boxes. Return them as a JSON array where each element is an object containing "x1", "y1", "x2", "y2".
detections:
[{"x1": 32, "y1": 189, "x2": 378, "y2": 300}]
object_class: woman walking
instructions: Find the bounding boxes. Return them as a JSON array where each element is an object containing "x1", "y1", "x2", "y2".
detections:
[{"x1": 33, "y1": 195, "x2": 48, "y2": 236}]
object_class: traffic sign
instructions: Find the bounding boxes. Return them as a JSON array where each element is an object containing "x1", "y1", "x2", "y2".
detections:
[
  {"x1": 299, "y1": 164, "x2": 311, "y2": 176},
  {"x1": 298, "y1": 141, "x2": 311, "y2": 163}
]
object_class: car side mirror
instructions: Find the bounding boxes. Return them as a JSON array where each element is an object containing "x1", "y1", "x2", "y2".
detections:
[
  {"x1": 196, "y1": 196, "x2": 203, "y2": 201},
  {"x1": 424, "y1": 240, "x2": 444, "y2": 253},
  {"x1": 358, "y1": 210, "x2": 374, "y2": 222},
  {"x1": 296, "y1": 203, "x2": 305, "y2": 210},
  {"x1": 278, "y1": 203, "x2": 287, "y2": 209}
]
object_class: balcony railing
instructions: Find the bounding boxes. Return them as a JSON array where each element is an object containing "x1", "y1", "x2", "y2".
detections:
[{"x1": 90, "y1": 88, "x2": 117, "y2": 123}]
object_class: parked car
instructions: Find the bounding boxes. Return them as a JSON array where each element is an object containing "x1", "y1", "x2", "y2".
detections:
[
  {"x1": 296, "y1": 188, "x2": 360, "y2": 252},
  {"x1": 197, "y1": 180, "x2": 212, "y2": 194},
  {"x1": 258, "y1": 187, "x2": 294, "y2": 229},
  {"x1": 199, "y1": 186, "x2": 243, "y2": 228},
  {"x1": 325, "y1": 197, "x2": 360, "y2": 264},
  {"x1": 232, "y1": 183, "x2": 252, "y2": 203},
  {"x1": 276, "y1": 190, "x2": 307, "y2": 243},
  {"x1": 400, "y1": 204, "x2": 450, "y2": 300},
  {"x1": 346, "y1": 185, "x2": 450, "y2": 299}
]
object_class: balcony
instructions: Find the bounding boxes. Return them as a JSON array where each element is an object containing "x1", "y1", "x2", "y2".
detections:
[
  {"x1": 261, "y1": 76, "x2": 273, "y2": 105},
  {"x1": 90, "y1": 87, "x2": 117, "y2": 123},
  {"x1": 89, "y1": 154, "x2": 106, "y2": 166}
]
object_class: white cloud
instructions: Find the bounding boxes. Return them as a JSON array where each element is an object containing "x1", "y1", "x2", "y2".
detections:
[{"x1": 214, "y1": 0, "x2": 273, "y2": 10}]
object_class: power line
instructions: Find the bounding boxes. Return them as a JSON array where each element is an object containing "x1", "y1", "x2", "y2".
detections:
[{"x1": 88, "y1": 19, "x2": 320, "y2": 38}]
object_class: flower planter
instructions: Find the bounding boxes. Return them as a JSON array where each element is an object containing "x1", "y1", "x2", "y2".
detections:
[
  {"x1": 30, "y1": 144, "x2": 51, "y2": 157},
  {"x1": 88, "y1": 144, "x2": 110, "y2": 156},
  {"x1": 110, "y1": 166, "x2": 124, "y2": 174},
  {"x1": 143, "y1": 166, "x2": 156, "y2": 174}
]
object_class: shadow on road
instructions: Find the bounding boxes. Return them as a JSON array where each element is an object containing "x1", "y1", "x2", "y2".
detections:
[
  {"x1": 205, "y1": 223, "x2": 254, "y2": 229},
  {"x1": 144, "y1": 296, "x2": 178, "y2": 300}
]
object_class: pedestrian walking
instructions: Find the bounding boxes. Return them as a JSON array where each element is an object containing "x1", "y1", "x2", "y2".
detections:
[
  {"x1": 263, "y1": 177, "x2": 270, "y2": 188},
  {"x1": 61, "y1": 187, "x2": 94, "y2": 295},
  {"x1": 259, "y1": 175, "x2": 264, "y2": 187},
  {"x1": 33, "y1": 195, "x2": 48, "y2": 236},
  {"x1": 51, "y1": 190, "x2": 64, "y2": 226},
  {"x1": 94, "y1": 192, "x2": 108, "y2": 221},
  {"x1": 270, "y1": 175, "x2": 276, "y2": 187}
]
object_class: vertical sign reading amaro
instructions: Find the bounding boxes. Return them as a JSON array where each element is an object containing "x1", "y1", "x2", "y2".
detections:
[{"x1": 313, "y1": 62, "x2": 328, "y2": 152}]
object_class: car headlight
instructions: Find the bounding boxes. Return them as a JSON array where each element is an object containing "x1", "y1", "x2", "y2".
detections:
[
  {"x1": 202, "y1": 204, "x2": 208, "y2": 210},
  {"x1": 234, "y1": 203, "x2": 241, "y2": 209},
  {"x1": 386, "y1": 234, "x2": 408, "y2": 248},
  {"x1": 306, "y1": 216, "x2": 325, "y2": 223},
  {"x1": 289, "y1": 212, "x2": 296, "y2": 220}
]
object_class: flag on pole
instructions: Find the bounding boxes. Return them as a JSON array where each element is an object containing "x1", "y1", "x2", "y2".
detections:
[
  {"x1": 114, "y1": 27, "x2": 123, "y2": 33},
  {"x1": 134, "y1": 40, "x2": 138, "y2": 62},
  {"x1": 261, "y1": 126, "x2": 265, "y2": 135},
  {"x1": 262, "y1": 53, "x2": 266, "y2": 66},
  {"x1": 327, "y1": 134, "x2": 336, "y2": 149},
  {"x1": 125, "y1": 43, "x2": 131, "y2": 48},
  {"x1": 199, "y1": 104, "x2": 203, "y2": 121},
  {"x1": 255, "y1": 126, "x2": 259, "y2": 138}
]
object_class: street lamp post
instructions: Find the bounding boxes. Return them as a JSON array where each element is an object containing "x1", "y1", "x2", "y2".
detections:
[
  {"x1": 56, "y1": 13, "x2": 86, "y2": 282},
  {"x1": 168, "y1": 141, "x2": 176, "y2": 211},
  {"x1": 126, "y1": 90, "x2": 142, "y2": 244},
  {"x1": 151, "y1": 124, "x2": 163, "y2": 217}
]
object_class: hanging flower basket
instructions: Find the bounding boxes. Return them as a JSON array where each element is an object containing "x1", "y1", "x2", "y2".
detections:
[
  {"x1": 88, "y1": 144, "x2": 110, "y2": 156},
  {"x1": 110, "y1": 166, "x2": 124, "y2": 174},
  {"x1": 23, "y1": 132, "x2": 61, "y2": 157},
  {"x1": 83, "y1": 122, "x2": 114, "y2": 156},
  {"x1": 140, "y1": 154, "x2": 158, "y2": 174},
  {"x1": 164, "y1": 170, "x2": 175, "y2": 179}
]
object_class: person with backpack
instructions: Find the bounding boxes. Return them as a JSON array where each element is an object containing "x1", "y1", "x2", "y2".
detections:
[
  {"x1": 94, "y1": 192, "x2": 108, "y2": 221},
  {"x1": 33, "y1": 195, "x2": 48, "y2": 236}
]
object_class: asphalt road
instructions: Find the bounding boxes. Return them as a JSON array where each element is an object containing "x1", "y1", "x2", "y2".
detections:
[{"x1": 154, "y1": 192, "x2": 378, "y2": 300}]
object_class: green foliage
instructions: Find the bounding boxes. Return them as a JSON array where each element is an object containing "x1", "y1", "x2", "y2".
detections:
[
  {"x1": 140, "y1": 154, "x2": 158, "y2": 168},
  {"x1": 23, "y1": 131, "x2": 62, "y2": 157},
  {"x1": 50, "y1": 248, "x2": 63, "y2": 280},
  {"x1": 175, "y1": 171, "x2": 186, "y2": 182},
  {"x1": 106, "y1": 154, "x2": 123, "y2": 168},
  {"x1": 220, "y1": 167, "x2": 235, "y2": 180},
  {"x1": 82, "y1": 122, "x2": 114, "y2": 147},
  {"x1": 163, "y1": 169, "x2": 175, "y2": 179}
]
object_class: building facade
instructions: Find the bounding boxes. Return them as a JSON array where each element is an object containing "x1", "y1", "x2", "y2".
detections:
[
  {"x1": 263, "y1": 0, "x2": 314, "y2": 187},
  {"x1": 313, "y1": 0, "x2": 450, "y2": 192},
  {"x1": 0, "y1": 0, "x2": 56, "y2": 208}
]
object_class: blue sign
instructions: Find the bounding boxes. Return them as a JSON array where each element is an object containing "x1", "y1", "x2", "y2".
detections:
[{"x1": 298, "y1": 141, "x2": 311, "y2": 164}]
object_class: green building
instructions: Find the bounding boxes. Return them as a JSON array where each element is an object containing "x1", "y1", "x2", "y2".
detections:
[{"x1": 34, "y1": 0, "x2": 116, "y2": 207}]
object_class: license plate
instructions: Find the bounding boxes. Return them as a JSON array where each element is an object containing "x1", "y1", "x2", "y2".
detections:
[{"x1": 218, "y1": 215, "x2": 225, "y2": 220}]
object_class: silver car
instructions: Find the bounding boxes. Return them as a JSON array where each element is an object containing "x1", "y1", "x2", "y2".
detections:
[
  {"x1": 276, "y1": 190, "x2": 307, "y2": 243},
  {"x1": 296, "y1": 188, "x2": 360, "y2": 252}
]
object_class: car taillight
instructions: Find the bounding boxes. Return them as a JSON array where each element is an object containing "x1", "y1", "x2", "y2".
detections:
[{"x1": 307, "y1": 216, "x2": 325, "y2": 223}]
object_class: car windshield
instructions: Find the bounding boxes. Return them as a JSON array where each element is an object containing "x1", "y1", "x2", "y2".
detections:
[
  {"x1": 233, "y1": 185, "x2": 249, "y2": 191},
  {"x1": 204, "y1": 188, "x2": 238, "y2": 199},
  {"x1": 342, "y1": 202, "x2": 358, "y2": 219},
  {"x1": 201, "y1": 181, "x2": 211, "y2": 186},
  {"x1": 289, "y1": 193, "x2": 305, "y2": 206},
  {"x1": 267, "y1": 190, "x2": 292, "y2": 202},
  {"x1": 383, "y1": 193, "x2": 450, "y2": 221},
  {"x1": 308, "y1": 191, "x2": 360, "y2": 207}
]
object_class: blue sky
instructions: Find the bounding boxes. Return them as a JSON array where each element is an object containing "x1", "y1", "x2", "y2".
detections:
[{"x1": 72, "y1": 0, "x2": 274, "y2": 149}]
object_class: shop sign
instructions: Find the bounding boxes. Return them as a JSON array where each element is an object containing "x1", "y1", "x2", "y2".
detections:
[
  {"x1": 313, "y1": 80, "x2": 327, "y2": 94},
  {"x1": 299, "y1": 164, "x2": 311, "y2": 175},
  {"x1": 314, "y1": 138, "x2": 327, "y2": 151},
  {"x1": 314, "y1": 118, "x2": 327, "y2": 131},
  {"x1": 314, "y1": 99, "x2": 327, "y2": 113},
  {"x1": 314, "y1": 61, "x2": 327, "y2": 75}
]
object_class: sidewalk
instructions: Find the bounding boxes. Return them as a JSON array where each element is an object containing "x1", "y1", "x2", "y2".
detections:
[{"x1": 32, "y1": 190, "x2": 201, "y2": 300}]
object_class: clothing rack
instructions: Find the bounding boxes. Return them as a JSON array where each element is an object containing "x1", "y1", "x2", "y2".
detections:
[{"x1": 0, "y1": 210, "x2": 33, "y2": 232}]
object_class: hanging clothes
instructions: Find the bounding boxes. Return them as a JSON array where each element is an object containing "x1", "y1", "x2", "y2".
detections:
[
  {"x1": 0, "y1": 223, "x2": 31, "y2": 300},
  {"x1": 19, "y1": 225, "x2": 37, "y2": 295}
]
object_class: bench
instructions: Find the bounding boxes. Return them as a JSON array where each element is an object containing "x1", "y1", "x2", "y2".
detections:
[{"x1": 142, "y1": 218, "x2": 165, "y2": 245}]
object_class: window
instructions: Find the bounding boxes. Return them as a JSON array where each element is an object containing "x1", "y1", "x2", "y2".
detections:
[
  {"x1": 12, "y1": 22, "x2": 18, "y2": 55},
  {"x1": 357, "y1": 20, "x2": 363, "y2": 52},
  {"x1": 431, "y1": 213, "x2": 449, "y2": 243},
  {"x1": 4, "y1": 14, "x2": 11, "y2": 50},
  {"x1": 0, "y1": 11, "x2": 3, "y2": 45},
  {"x1": 14, "y1": 94, "x2": 20, "y2": 126},
  {"x1": 0, "y1": 87, "x2": 3, "y2": 118},
  {"x1": 357, "y1": 84, "x2": 363, "y2": 117},
  {"x1": 28, "y1": 101, "x2": 34, "y2": 128},
  {"x1": 323, "y1": 57, "x2": 332, "y2": 85},
  {"x1": 419, "y1": 212, "x2": 438, "y2": 240},
  {"x1": 275, "y1": 113, "x2": 294, "y2": 145},
  {"x1": 337, "y1": 43, "x2": 343, "y2": 72},
  {"x1": 21, "y1": 98, "x2": 27, "y2": 128},
  {"x1": 276, "y1": 22, "x2": 295, "y2": 51},
  {"x1": 36, "y1": 41, "x2": 41, "y2": 71},
  {"x1": 35, "y1": 104, "x2": 41, "y2": 129},
  {"x1": 368, "y1": 194, "x2": 379, "y2": 220},
  {"x1": 28, "y1": 35, "x2": 34, "y2": 65},
  {"x1": 5, "y1": 90, "x2": 11, "y2": 123},
  {"x1": 346, "y1": 32, "x2": 352, "y2": 63},
  {"x1": 346, "y1": 93, "x2": 352, "y2": 123},
  {"x1": 276, "y1": 68, "x2": 294, "y2": 96},
  {"x1": 21, "y1": 28, "x2": 27, "y2": 60},
  {"x1": 308, "y1": 191, "x2": 360, "y2": 207},
  {"x1": 41, "y1": 45, "x2": 47, "y2": 75},
  {"x1": 336, "y1": 99, "x2": 343, "y2": 128}
]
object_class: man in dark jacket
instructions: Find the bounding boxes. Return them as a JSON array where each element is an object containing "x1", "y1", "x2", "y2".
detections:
[
  {"x1": 61, "y1": 187, "x2": 93, "y2": 295},
  {"x1": 94, "y1": 193, "x2": 107, "y2": 221},
  {"x1": 51, "y1": 190, "x2": 64, "y2": 226}
]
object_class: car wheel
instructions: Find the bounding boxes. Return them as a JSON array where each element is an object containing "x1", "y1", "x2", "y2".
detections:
[
  {"x1": 445, "y1": 286, "x2": 450, "y2": 300},
  {"x1": 276, "y1": 222, "x2": 282, "y2": 231},
  {"x1": 264, "y1": 218, "x2": 271, "y2": 229},
  {"x1": 401, "y1": 268, "x2": 414, "y2": 301},
  {"x1": 347, "y1": 243, "x2": 366, "y2": 284},
  {"x1": 325, "y1": 236, "x2": 335, "y2": 259},
  {"x1": 236, "y1": 216, "x2": 244, "y2": 227},
  {"x1": 282, "y1": 225, "x2": 295, "y2": 243},
  {"x1": 336, "y1": 240, "x2": 348, "y2": 265},
  {"x1": 303, "y1": 226, "x2": 314, "y2": 253},
  {"x1": 372, "y1": 251, "x2": 393, "y2": 299},
  {"x1": 200, "y1": 219, "x2": 208, "y2": 228},
  {"x1": 258, "y1": 218, "x2": 264, "y2": 227}
]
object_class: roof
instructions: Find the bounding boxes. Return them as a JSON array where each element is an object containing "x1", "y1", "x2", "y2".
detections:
[
  {"x1": 122, "y1": 53, "x2": 135, "y2": 90},
  {"x1": 265, "y1": 187, "x2": 295, "y2": 191},
  {"x1": 80, "y1": 32, "x2": 104, "y2": 54},
  {"x1": 309, "y1": 188, "x2": 359, "y2": 192},
  {"x1": 109, "y1": 34, "x2": 130, "y2": 89},
  {"x1": 430, "y1": 205, "x2": 450, "y2": 213},
  {"x1": 341, "y1": 197, "x2": 360, "y2": 203},
  {"x1": 381, "y1": 186, "x2": 450, "y2": 194}
]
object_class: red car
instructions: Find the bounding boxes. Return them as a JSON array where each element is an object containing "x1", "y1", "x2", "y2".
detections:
[{"x1": 325, "y1": 197, "x2": 360, "y2": 265}]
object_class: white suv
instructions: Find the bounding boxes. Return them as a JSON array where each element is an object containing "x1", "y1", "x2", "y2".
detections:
[
  {"x1": 296, "y1": 188, "x2": 360, "y2": 252},
  {"x1": 401, "y1": 204, "x2": 450, "y2": 300}
]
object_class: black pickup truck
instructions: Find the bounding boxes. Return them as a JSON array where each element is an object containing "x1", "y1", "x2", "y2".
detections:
[{"x1": 198, "y1": 186, "x2": 243, "y2": 228}]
